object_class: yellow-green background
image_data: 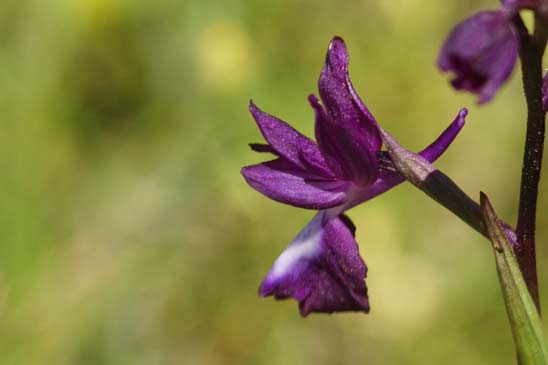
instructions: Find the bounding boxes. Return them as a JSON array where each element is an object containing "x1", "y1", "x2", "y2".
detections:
[{"x1": 1, "y1": 0, "x2": 546, "y2": 364}]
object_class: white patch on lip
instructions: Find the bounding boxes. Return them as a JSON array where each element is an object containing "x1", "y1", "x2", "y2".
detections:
[{"x1": 269, "y1": 211, "x2": 326, "y2": 280}]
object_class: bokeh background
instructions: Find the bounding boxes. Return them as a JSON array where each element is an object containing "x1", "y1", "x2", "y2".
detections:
[{"x1": 0, "y1": 0, "x2": 547, "y2": 364}]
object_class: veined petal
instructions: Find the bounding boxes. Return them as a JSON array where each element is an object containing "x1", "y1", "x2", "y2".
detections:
[
  {"x1": 319, "y1": 37, "x2": 382, "y2": 151},
  {"x1": 259, "y1": 211, "x2": 369, "y2": 316},
  {"x1": 249, "y1": 101, "x2": 332, "y2": 177},
  {"x1": 310, "y1": 95, "x2": 379, "y2": 187},
  {"x1": 241, "y1": 159, "x2": 349, "y2": 209},
  {"x1": 313, "y1": 36, "x2": 382, "y2": 186}
]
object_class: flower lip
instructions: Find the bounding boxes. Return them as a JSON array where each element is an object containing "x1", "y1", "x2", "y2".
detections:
[{"x1": 259, "y1": 211, "x2": 369, "y2": 316}]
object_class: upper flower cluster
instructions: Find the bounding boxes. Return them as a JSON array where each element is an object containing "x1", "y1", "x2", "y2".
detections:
[
  {"x1": 438, "y1": 0, "x2": 547, "y2": 103},
  {"x1": 242, "y1": 37, "x2": 467, "y2": 316}
]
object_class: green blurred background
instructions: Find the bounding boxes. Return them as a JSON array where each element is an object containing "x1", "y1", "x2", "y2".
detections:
[{"x1": 0, "y1": 0, "x2": 546, "y2": 363}]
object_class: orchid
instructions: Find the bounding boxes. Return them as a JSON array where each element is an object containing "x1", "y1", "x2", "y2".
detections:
[
  {"x1": 241, "y1": 37, "x2": 467, "y2": 316},
  {"x1": 239, "y1": 0, "x2": 548, "y2": 361}
]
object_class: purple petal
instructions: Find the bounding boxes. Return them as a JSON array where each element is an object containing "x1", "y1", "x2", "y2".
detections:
[
  {"x1": 319, "y1": 37, "x2": 382, "y2": 151},
  {"x1": 259, "y1": 211, "x2": 369, "y2": 316},
  {"x1": 345, "y1": 109, "x2": 468, "y2": 210},
  {"x1": 438, "y1": 11, "x2": 518, "y2": 104},
  {"x1": 249, "y1": 101, "x2": 332, "y2": 177},
  {"x1": 313, "y1": 36, "x2": 382, "y2": 186},
  {"x1": 241, "y1": 158, "x2": 349, "y2": 209},
  {"x1": 310, "y1": 95, "x2": 379, "y2": 187},
  {"x1": 419, "y1": 108, "x2": 468, "y2": 162}
]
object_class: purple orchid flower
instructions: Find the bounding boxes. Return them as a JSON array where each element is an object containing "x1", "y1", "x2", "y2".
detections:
[
  {"x1": 438, "y1": 10, "x2": 519, "y2": 104},
  {"x1": 242, "y1": 37, "x2": 468, "y2": 316}
]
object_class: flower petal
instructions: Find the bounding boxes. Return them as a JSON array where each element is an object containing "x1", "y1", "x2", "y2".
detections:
[
  {"x1": 313, "y1": 36, "x2": 382, "y2": 186},
  {"x1": 310, "y1": 95, "x2": 379, "y2": 186},
  {"x1": 319, "y1": 37, "x2": 382, "y2": 151},
  {"x1": 419, "y1": 108, "x2": 468, "y2": 162},
  {"x1": 241, "y1": 159, "x2": 349, "y2": 209},
  {"x1": 259, "y1": 211, "x2": 369, "y2": 316},
  {"x1": 437, "y1": 11, "x2": 518, "y2": 104},
  {"x1": 249, "y1": 101, "x2": 332, "y2": 177}
]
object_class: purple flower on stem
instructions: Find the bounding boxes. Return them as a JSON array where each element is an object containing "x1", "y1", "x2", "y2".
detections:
[
  {"x1": 438, "y1": 10, "x2": 518, "y2": 104},
  {"x1": 242, "y1": 37, "x2": 467, "y2": 316}
]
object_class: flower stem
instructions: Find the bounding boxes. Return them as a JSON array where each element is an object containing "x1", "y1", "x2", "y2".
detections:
[
  {"x1": 514, "y1": 14, "x2": 548, "y2": 313},
  {"x1": 380, "y1": 129, "x2": 518, "y2": 246}
]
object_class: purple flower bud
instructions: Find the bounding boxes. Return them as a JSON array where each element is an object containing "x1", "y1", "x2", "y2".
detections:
[{"x1": 438, "y1": 10, "x2": 518, "y2": 104}]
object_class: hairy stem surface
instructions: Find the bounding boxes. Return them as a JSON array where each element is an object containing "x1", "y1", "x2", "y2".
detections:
[{"x1": 515, "y1": 14, "x2": 548, "y2": 312}]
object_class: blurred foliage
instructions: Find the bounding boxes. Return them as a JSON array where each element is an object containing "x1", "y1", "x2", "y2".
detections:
[{"x1": 0, "y1": 0, "x2": 546, "y2": 364}]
